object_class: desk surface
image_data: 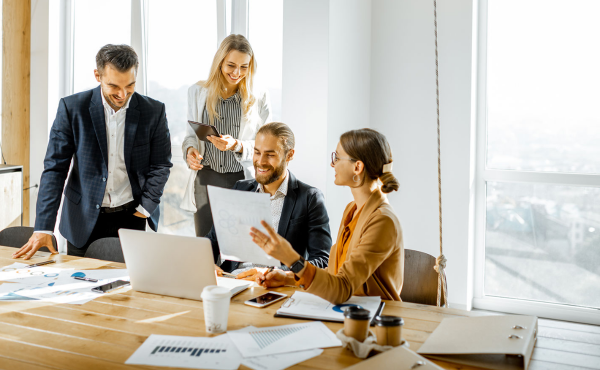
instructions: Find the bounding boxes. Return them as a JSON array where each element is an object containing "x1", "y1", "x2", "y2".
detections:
[{"x1": 0, "y1": 246, "x2": 597, "y2": 370}]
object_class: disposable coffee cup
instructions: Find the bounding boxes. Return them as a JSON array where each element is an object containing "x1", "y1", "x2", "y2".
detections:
[
  {"x1": 374, "y1": 315, "x2": 404, "y2": 346},
  {"x1": 343, "y1": 306, "x2": 371, "y2": 342},
  {"x1": 201, "y1": 285, "x2": 232, "y2": 334}
]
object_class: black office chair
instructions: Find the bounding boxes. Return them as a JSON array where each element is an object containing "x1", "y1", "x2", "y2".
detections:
[
  {"x1": 84, "y1": 237, "x2": 125, "y2": 263},
  {"x1": 0, "y1": 226, "x2": 58, "y2": 252}
]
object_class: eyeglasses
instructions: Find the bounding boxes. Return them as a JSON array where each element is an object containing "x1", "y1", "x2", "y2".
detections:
[{"x1": 331, "y1": 151, "x2": 357, "y2": 166}]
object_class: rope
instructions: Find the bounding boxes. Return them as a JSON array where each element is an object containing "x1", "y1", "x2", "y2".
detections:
[{"x1": 433, "y1": 0, "x2": 449, "y2": 308}]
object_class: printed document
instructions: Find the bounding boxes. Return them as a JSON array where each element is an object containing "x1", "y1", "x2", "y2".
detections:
[
  {"x1": 207, "y1": 185, "x2": 279, "y2": 266},
  {"x1": 276, "y1": 291, "x2": 381, "y2": 322}
]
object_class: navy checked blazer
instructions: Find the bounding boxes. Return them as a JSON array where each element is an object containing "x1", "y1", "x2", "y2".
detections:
[
  {"x1": 206, "y1": 171, "x2": 332, "y2": 270},
  {"x1": 34, "y1": 86, "x2": 172, "y2": 248}
]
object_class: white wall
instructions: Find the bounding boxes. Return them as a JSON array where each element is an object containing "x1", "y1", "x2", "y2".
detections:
[
  {"x1": 281, "y1": 0, "x2": 329, "y2": 195},
  {"x1": 30, "y1": 0, "x2": 50, "y2": 226},
  {"x1": 326, "y1": 0, "x2": 372, "y2": 235},
  {"x1": 370, "y1": 0, "x2": 476, "y2": 309}
]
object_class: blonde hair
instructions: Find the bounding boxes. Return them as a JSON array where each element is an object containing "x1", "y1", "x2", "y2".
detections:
[{"x1": 199, "y1": 34, "x2": 257, "y2": 124}]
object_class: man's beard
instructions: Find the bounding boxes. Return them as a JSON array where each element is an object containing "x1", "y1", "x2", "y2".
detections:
[
  {"x1": 254, "y1": 160, "x2": 286, "y2": 185},
  {"x1": 103, "y1": 92, "x2": 131, "y2": 111}
]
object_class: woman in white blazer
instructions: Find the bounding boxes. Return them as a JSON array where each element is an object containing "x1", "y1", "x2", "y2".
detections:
[{"x1": 181, "y1": 34, "x2": 271, "y2": 237}]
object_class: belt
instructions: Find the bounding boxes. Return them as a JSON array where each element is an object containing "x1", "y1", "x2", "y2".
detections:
[{"x1": 100, "y1": 200, "x2": 137, "y2": 214}]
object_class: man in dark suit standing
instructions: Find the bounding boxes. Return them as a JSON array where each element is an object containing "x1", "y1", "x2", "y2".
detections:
[
  {"x1": 204, "y1": 122, "x2": 332, "y2": 275},
  {"x1": 13, "y1": 44, "x2": 172, "y2": 259}
]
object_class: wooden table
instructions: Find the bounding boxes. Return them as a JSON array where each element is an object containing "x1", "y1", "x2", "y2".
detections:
[{"x1": 0, "y1": 246, "x2": 597, "y2": 370}]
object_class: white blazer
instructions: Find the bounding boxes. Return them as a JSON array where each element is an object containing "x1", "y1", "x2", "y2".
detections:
[{"x1": 180, "y1": 82, "x2": 271, "y2": 212}]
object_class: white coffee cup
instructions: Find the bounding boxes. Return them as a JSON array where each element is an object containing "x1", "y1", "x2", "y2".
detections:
[{"x1": 201, "y1": 285, "x2": 232, "y2": 333}]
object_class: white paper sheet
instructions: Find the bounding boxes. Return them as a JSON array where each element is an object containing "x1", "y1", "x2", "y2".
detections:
[
  {"x1": 207, "y1": 185, "x2": 279, "y2": 266},
  {"x1": 228, "y1": 321, "x2": 341, "y2": 358},
  {"x1": 276, "y1": 291, "x2": 382, "y2": 322},
  {"x1": 125, "y1": 334, "x2": 242, "y2": 370},
  {"x1": 232, "y1": 326, "x2": 324, "y2": 370}
]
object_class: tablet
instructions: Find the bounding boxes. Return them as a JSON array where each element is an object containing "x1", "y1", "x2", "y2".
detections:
[{"x1": 188, "y1": 120, "x2": 220, "y2": 142}]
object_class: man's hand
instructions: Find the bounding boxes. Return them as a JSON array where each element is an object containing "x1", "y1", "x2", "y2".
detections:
[
  {"x1": 207, "y1": 135, "x2": 238, "y2": 152},
  {"x1": 186, "y1": 147, "x2": 204, "y2": 170},
  {"x1": 236, "y1": 267, "x2": 268, "y2": 281},
  {"x1": 215, "y1": 264, "x2": 224, "y2": 277},
  {"x1": 12, "y1": 233, "x2": 58, "y2": 260},
  {"x1": 133, "y1": 211, "x2": 148, "y2": 218}
]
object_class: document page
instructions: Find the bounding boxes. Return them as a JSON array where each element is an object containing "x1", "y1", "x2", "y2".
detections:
[
  {"x1": 207, "y1": 185, "x2": 279, "y2": 266},
  {"x1": 227, "y1": 321, "x2": 341, "y2": 358},
  {"x1": 126, "y1": 334, "x2": 241, "y2": 370}
]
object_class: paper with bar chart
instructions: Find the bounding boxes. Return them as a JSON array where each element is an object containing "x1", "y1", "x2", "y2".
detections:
[
  {"x1": 125, "y1": 334, "x2": 242, "y2": 370},
  {"x1": 227, "y1": 321, "x2": 341, "y2": 358}
]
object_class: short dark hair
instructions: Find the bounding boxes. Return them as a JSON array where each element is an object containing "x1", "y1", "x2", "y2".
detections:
[
  {"x1": 96, "y1": 44, "x2": 139, "y2": 74},
  {"x1": 257, "y1": 122, "x2": 295, "y2": 154}
]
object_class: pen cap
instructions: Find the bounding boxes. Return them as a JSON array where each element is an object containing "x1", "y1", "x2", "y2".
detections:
[{"x1": 343, "y1": 306, "x2": 371, "y2": 321}]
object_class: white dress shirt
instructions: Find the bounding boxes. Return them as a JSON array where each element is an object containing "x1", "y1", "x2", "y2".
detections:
[
  {"x1": 256, "y1": 170, "x2": 289, "y2": 235},
  {"x1": 36, "y1": 90, "x2": 149, "y2": 237}
]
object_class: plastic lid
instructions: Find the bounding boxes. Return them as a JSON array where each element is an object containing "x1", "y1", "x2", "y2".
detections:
[
  {"x1": 343, "y1": 306, "x2": 371, "y2": 320},
  {"x1": 374, "y1": 315, "x2": 404, "y2": 327},
  {"x1": 201, "y1": 285, "x2": 232, "y2": 300}
]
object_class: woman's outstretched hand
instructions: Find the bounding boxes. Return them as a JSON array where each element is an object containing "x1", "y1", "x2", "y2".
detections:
[{"x1": 250, "y1": 221, "x2": 300, "y2": 268}]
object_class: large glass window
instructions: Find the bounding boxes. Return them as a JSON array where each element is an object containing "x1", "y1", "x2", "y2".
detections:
[
  {"x1": 72, "y1": 0, "x2": 132, "y2": 93},
  {"x1": 248, "y1": 0, "x2": 283, "y2": 121},
  {"x1": 147, "y1": 0, "x2": 218, "y2": 236},
  {"x1": 479, "y1": 0, "x2": 600, "y2": 316}
]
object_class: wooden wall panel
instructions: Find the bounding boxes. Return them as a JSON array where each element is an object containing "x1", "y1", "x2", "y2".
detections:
[{"x1": 2, "y1": 0, "x2": 31, "y2": 226}]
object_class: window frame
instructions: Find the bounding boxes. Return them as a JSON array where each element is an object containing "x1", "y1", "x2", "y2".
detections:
[{"x1": 473, "y1": 0, "x2": 600, "y2": 325}]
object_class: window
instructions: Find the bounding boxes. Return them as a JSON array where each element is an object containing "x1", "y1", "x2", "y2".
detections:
[
  {"x1": 147, "y1": 0, "x2": 218, "y2": 236},
  {"x1": 72, "y1": 1, "x2": 132, "y2": 93},
  {"x1": 475, "y1": 0, "x2": 600, "y2": 322}
]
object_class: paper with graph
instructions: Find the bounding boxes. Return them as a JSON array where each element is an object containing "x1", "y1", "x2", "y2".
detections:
[
  {"x1": 207, "y1": 185, "x2": 279, "y2": 266},
  {"x1": 227, "y1": 321, "x2": 341, "y2": 358}
]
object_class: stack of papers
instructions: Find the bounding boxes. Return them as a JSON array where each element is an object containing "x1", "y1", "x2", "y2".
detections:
[
  {"x1": 0, "y1": 262, "x2": 129, "y2": 304},
  {"x1": 276, "y1": 291, "x2": 382, "y2": 322},
  {"x1": 126, "y1": 322, "x2": 341, "y2": 370}
]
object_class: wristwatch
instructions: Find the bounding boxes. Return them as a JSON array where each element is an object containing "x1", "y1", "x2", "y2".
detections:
[{"x1": 289, "y1": 255, "x2": 306, "y2": 275}]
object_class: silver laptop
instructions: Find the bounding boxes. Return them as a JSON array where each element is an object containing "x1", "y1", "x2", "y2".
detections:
[{"x1": 118, "y1": 229, "x2": 251, "y2": 300}]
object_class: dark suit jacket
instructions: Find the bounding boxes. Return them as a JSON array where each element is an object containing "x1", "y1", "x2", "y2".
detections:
[
  {"x1": 206, "y1": 171, "x2": 332, "y2": 269},
  {"x1": 34, "y1": 86, "x2": 172, "y2": 248}
]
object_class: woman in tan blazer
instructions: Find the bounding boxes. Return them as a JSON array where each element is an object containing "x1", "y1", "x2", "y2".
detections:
[{"x1": 248, "y1": 128, "x2": 404, "y2": 304}]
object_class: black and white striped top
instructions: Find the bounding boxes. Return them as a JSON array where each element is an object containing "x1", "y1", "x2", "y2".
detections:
[{"x1": 201, "y1": 91, "x2": 244, "y2": 173}]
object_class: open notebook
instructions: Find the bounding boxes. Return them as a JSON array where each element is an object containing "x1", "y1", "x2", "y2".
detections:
[{"x1": 275, "y1": 291, "x2": 384, "y2": 324}]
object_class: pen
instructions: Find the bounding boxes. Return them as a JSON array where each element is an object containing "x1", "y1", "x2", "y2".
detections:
[
  {"x1": 24, "y1": 260, "x2": 56, "y2": 268},
  {"x1": 74, "y1": 276, "x2": 99, "y2": 283},
  {"x1": 260, "y1": 266, "x2": 275, "y2": 284}
]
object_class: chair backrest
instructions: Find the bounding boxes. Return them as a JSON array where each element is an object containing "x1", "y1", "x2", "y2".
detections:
[
  {"x1": 84, "y1": 237, "x2": 125, "y2": 263},
  {"x1": 401, "y1": 249, "x2": 446, "y2": 307},
  {"x1": 0, "y1": 226, "x2": 58, "y2": 252}
]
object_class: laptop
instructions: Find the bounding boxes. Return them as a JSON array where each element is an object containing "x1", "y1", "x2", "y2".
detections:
[{"x1": 118, "y1": 229, "x2": 251, "y2": 301}]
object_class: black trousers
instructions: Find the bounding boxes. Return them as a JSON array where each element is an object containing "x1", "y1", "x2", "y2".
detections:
[
  {"x1": 67, "y1": 207, "x2": 147, "y2": 257},
  {"x1": 193, "y1": 167, "x2": 244, "y2": 237}
]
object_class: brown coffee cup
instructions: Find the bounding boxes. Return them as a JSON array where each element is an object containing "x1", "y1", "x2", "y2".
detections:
[
  {"x1": 374, "y1": 315, "x2": 404, "y2": 346},
  {"x1": 343, "y1": 306, "x2": 371, "y2": 342}
]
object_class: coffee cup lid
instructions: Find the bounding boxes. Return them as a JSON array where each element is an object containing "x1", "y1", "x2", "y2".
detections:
[
  {"x1": 374, "y1": 315, "x2": 404, "y2": 327},
  {"x1": 343, "y1": 306, "x2": 370, "y2": 320},
  {"x1": 201, "y1": 285, "x2": 232, "y2": 300}
]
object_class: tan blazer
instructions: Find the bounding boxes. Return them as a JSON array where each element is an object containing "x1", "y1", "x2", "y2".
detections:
[{"x1": 306, "y1": 189, "x2": 404, "y2": 304}]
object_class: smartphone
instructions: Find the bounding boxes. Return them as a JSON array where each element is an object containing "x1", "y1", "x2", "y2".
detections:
[
  {"x1": 244, "y1": 291, "x2": 287, "y2": 308},
  {"x1": 91, "y1": 280, "x2": 130, "y2": 293}
]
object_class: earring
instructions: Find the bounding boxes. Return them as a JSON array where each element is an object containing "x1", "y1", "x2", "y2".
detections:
[{"x1": 353, "y1": 174, "x2": 360, "y2": 183}]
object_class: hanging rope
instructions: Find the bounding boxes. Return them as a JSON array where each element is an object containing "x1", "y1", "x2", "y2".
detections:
[{"x1": 433, "y1": 0, "x2": 449, "y2": 308}]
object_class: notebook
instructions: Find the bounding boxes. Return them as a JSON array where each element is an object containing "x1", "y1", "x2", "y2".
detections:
[{"x1": 274, "y1": 291, "x2": 384, "y2": 325}]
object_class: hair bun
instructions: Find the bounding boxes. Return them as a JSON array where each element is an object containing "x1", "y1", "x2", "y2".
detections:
[{"x1": 380, "y1": 173, "x2": 399, "y2": 194}]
